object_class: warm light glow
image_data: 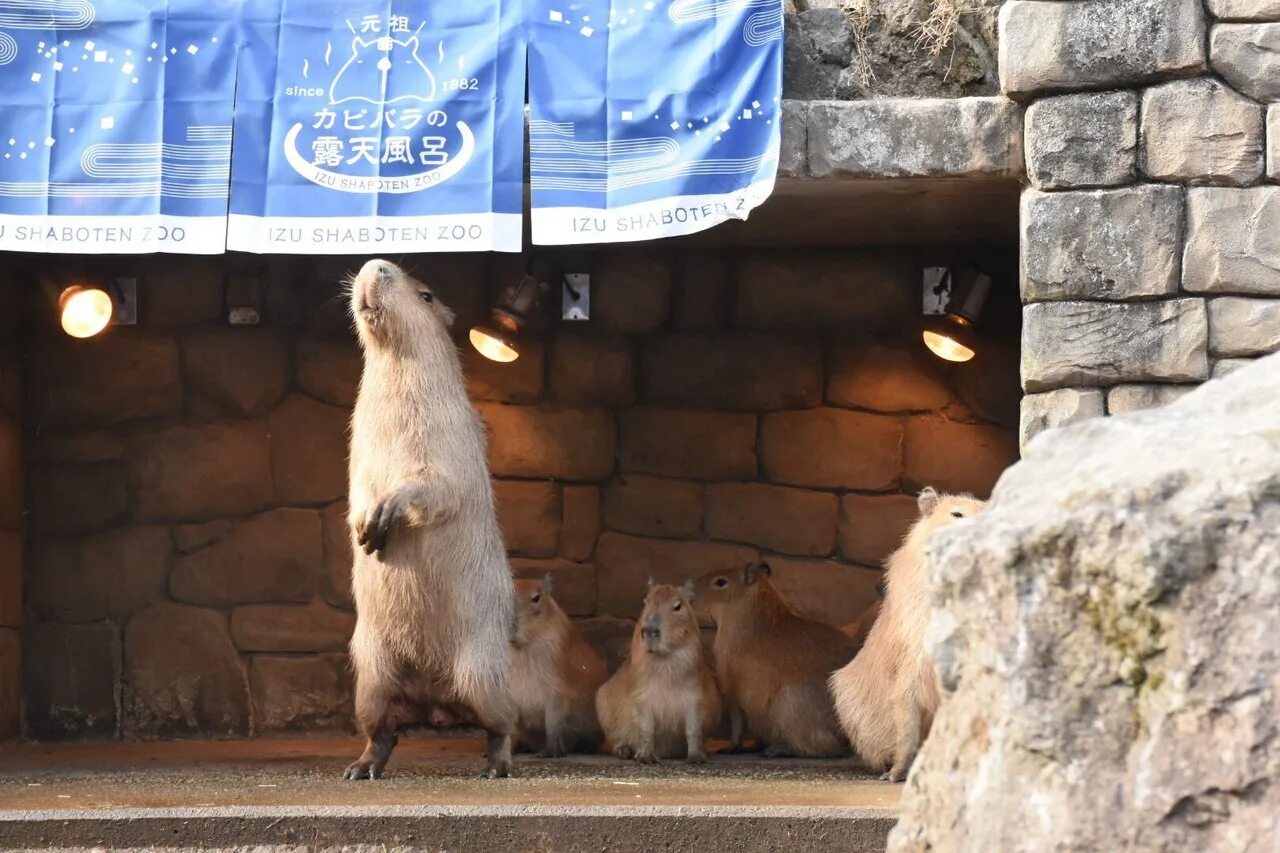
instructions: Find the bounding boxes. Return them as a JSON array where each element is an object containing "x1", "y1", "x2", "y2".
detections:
[
  {"x1": 923, "y1": 329, "x2": 975, "y2": 363},
  {"x1": 470, "y1": 325, "x2": 520, "y2": 362},
  {"x1": 59, "y1": 286, "x2": 114, "y2": 339}
]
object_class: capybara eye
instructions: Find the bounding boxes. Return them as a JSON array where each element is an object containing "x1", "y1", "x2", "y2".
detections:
[
  {"x1": 419, "y1": 291, "x2": 434, "y2": 304},
  {"x1": 950, "y1": 510, "x2": 964, "y2": 518},
  {"x1": 531, "y1": 594, "x2": 541, "y2": 604},
  {"x1": 714, "y1": 577, "x2": 728, "y2": 588},
  {"x1": 673, "y1": 602, "x2": 682, "y2": 612}
]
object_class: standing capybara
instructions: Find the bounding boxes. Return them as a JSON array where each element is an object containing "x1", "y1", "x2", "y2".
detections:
[
  {"x1": 829, "y1": 487, "x2": 986, "y2": 781},
  {"x1": 693, "y1": 562, "x2": 857, "y2": 758},
  {"x1": 509, "y1": 575, "x2": 607, "y2": 756},
  {"x1": 344, "y1": 259, "x2": 518, "y2": 780},
  {"x1": 596, "y1": 582, "x2": 720, "y2": 763}
]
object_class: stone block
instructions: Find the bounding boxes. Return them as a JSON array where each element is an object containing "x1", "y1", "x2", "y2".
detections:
[
  {"x1": 28, "y1": 526, "x2": 171, "y2": 623},
  {"x1": 595, "y1": 533, "x2": 757, "y2": 618},
  {"x1": 320, "y1": 500, "x2": 354, "y2": 609},
  {"x1": 0, "y1": 628, "x2": 16, "y2": 738},
  {"x1": 560, "y1": 485, "x2": 600, "y2": 562},
  {"x1": 173, "y1": 519, "x2": 234, "y2": 553},
  {"x1": 1140, "y1": 78, "x2": 1264, "y2": 186},
  {"x1": 27, "y1": 462, "x2": 127, "y2": 535},
  {"x1": 251, "y1": 655, "x2": 352, "y2": 732},
  {"x1": 170, "y1": 508, "x2": 322, "y2": 607},
  {"x1": 494, "y1": 479, "x2": 560, "y2": 557},
  {"x1": 1184, "y1": 188, "x2": 1280, "y2": 295},
  {"x1": 642, "y1": 335, "x2": 823, "y2": 411},
  {"x1": 592, "y1": 253, "x2": 671, "y2": 334},
  {"x1": 948, "y1": 338, "x2": 1024, "y2": 429},
  {"x1": 998, "y1": 0, "x2": 1206, "y2": 97},
  {"x1": 675, "y1": 254, "x2": 729, "y2": 332},
  {"x1": 477, "y1": 404, "x2": 616, "y2": 482},
  {"x1": 826, "y1": 343, "x2": 953, "y2": 413},
  {"x1": 510, "y1": 557, "x2": 598, "y2": 617},
  {"x1": 1019, "y1": 388, "x2": 1105, "y2": 453},
  {"x1": 131, "y1": 421, "x2": 273, "y2": 522},
  {"x1": 31, "y1": 429, "x2": 124, "y2": 464},
  {"x1": 0, "y1": 531, "x2": 19, "y2": 627},
  {"x1": 1022, "y1": 300, "x2": 1209, "y2": 392},
  {"x1": 231, "y1": 602, "x2": 355, "y2": 652},
  {"x1": 1025, "y1": 91, "x2": 1138, "y2": 190},
  {"x1": 784, "y1": 9, "x2": 853, "y2": 102},
  {"x1": 296, "y1": 337, "x2": 361, "y2": 408},
  {"x1": 1211, "y1": 24, "x2": 1280, "y2": 102},
  {"x1": 779, "y1": 99, "x2": 808, "y2": 178},
  {"x1": 763, "y1": 557, "x2": 882, "y2": 627},
  {"x1": 603, "y1": 475, "x2": 704, "y2": 539},
  {"x1": 33, "y1": 332, "x2": 181, "y2": 427},
  {"x1": 761, "y1": 409, "x2": 902, "y2": 490},
  {"x1": 24, "y1": 622, "x2": 120, "y2": 738},
  {"x1": 904, "y1": 417, "x2": 1019, "y2": 498},
  {"x1": 706, "y1": 483, "x2": 838, "y2": 557},
  {"x1": 140, "y1": 262, "x2": 225, "y2": 325},
  {"x1": 125, "y1": 603, "x2": 249, "y2": 736},
  {"x1": 1106, "y1": 384, "x2": 1195, "y2": 416},
  {"x1": 735, "y1": 252, "x2": 916, "y2": 334},
  {"x1": 1213, "y1": 358, "x2": 1254, "y2": 378},
  {"x1": 619, "y1": 408, "x2": 756, "y2": 481},
  {"x1": 0, "y1": 416, "x2": 20, "y2": 530},
  {"x1": 1020, "y1": 186, "x2": 1183, "y2": 302},
  {"x1": 1208, "y1": 297, "x2": 1280, "y2": 357},
  {"x1": 1209, "y1": 0, "x2": 1280, "y2": 20},
  {"x1": 182, "y1": 328, "x2": 291, "y2": 418},
  {"x1": 548, "y1": 335, "x2": 634, "y2": 408},
  {"x1": 838, "y1": 493, "x2": 920, "y2": 568},
  {"x1": 269, "y1": 394, "x2": 349, "y2": 505},
  {"x1": 0, "y1": 347, "x2": 18, "y2": 418},
  {"x1": 576, "y1": 616, "x2": 634, "y2": 674},
  {"x1": 807, "y1": 97, "x2": 1023, "y2": 179},
  {"x1": 1270, "y1": 106, "x2": 1280, "y2": 182},
  {"x1": 463, "y1": 338, "x2": 545, "y2": 404}
]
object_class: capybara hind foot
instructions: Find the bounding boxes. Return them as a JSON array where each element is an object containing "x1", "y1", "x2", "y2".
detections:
[
  {"x1": 342, "y1": 759, "x2": 382, "y2": 780},
  {"x1": 687, "y1": 750, "x2": 709, "y2": 764},
  {"x1": 480, "y1": 730, "x2": 513, "y2": 780},
  {"x1": 762, "y1": 744, "x2": 796, "y2": 758},
  {"x1": 613, "y1": 745, "x2": 635, "y2": 760}
]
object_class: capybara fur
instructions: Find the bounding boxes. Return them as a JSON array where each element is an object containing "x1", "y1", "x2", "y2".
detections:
[
  {"x1": 841, "y1": 599, "x2": 881, "y2": 649},
  {"x1": 344, "y1": 259, "x2": 518, "y2": 780},
  {"x1": 596, "y1": 582, "x2": 720, "y2": 763},
  {"x1": 509, "y1": 575, "x2": 607, "y2": 756},
  {"x1": 829, "y1": 487, "x2": 986, "y2": 781},
  {"x1": 694, "y1": 562, "x2": 857, "y2": 758}
]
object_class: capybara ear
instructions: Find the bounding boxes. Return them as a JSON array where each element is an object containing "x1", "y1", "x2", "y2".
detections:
[
  {"x1": 647, "y1": 576, "x2": 656, "y2": 588},
  {"x1": 745, "y1": 561, "x2": 772, "y2": 585},
  {"x1": 541, "y1": 572, "x2": 556, "y2": 593},
  {"x1": 681, "y1": 579, "x2": 697, "y2": 600},
  {"x1": 917, "y1": 486, "x2": 940, "y2": 515}
]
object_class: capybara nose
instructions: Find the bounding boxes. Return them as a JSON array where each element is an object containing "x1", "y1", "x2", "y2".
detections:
[
  {"x1": 641, "y1": 626, "x2": 661, "y2": 640},
  {"x1": 358, "y1": 258, "x2": 396, "y2": 281}
]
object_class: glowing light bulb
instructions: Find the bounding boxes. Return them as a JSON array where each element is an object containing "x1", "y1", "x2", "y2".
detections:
[
  {"x1": 470, "y1": 325, "x2": 520, "y2": 362},
  {"x1": 59, "y1": 285, "x2": 113, "y2": 338},
  {"x1": 923, "y1": 329, "x2": 975, "y2": 363}
]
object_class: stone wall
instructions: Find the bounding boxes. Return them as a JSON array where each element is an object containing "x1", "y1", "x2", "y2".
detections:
[
  {"x1": 0, "y1": 275, "x2": 21, "y2": 739},
  {"x1": 17, "y1": 248, "x2": 1019, "y2": 738},
  {"x1": 1010, "y1": 0, "x2": 1280, "y2": 450}
]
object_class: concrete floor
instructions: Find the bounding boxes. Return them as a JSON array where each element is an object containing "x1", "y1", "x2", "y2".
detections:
[{"x1": 0, "y1": 737, "x2": 900, "y2": 850}]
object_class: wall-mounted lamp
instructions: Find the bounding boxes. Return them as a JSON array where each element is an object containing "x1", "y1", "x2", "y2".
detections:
[
  {"x1": 470, "y1": 272, "x2": 544, "y2": 363},
  {"x1": 54, "y1": 277, "x2": 137, "y2": 339},
  {"x1": 921, "y1": 267, "x2": 990, "y2": 363}
]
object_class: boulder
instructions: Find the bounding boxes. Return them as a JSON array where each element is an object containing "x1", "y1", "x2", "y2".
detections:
[
  {"x1": 892, "y1": 352, "x2": 1280, "y2": 852},
  {"x1": 1018, "y1": 388, "x2": 1105, "y2": 453},
  {"x1": 1140, "y1": 78, "x2": 1264, "y2": 186},
  {"x1": 1183, "y1": 187, "x2": 1280, "y2": 296},
  {"x1": 1210, "y1": 23, "x2": 1280, "y2": 103},
  {"x1": 1024, "y1": 91, "x2": 1138, "y2": 190}
]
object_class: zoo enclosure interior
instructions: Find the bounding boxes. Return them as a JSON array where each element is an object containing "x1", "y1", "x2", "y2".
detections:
[{"x1": 0, "y1": 217, "x2": 1022, "y2": 740}]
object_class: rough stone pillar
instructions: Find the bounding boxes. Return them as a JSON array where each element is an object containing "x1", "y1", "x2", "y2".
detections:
[
  {"x1": 0, "y1": 279, "x2": 22, "y2": 739},
  {"x1": 1010, "y1": 0, "x2": 1280, "y2": 450}
]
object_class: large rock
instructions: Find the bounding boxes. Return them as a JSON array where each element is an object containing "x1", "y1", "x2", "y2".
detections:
[
  {"x1": 1208, "y1": 0, "x2": 1280, "y2": 20},
  {"x1": 28, "y1": 526, "x2": 171, "y2": 623},
  {"x1": 1140, "y1": 79, "x2": 1264, "y2": 186},
  {"x1": 620, "y1": 408, "x2": 756, "y2": 480},
  {"x1": 268, "y1": 394, "x2": 349, "y2": 505},
  {"x1": 1208, "y1": 297, "x2": 1280, "y2": 357},
  {"x1": 806, "y1": 97, "x2": 1023, "y2": 179},
  {"x1": 595, "y1": 534, "x2": 757, "y2": 618},
  {"x1": 603, "y1": 475, "x2": 704, "y2": 540},
  {"x1": 23, "y1": 623, "x2": 120, "y2": 737},
  {"x1": 1022, "y1": 300, "x2": 1209, "y2": 392},
  {"x1": 130, "y1": 421, "x2": 273, "y2": 522},
  {"x1": 761, "y1": 409, "x2": 902, "y2": 490},
  {"x1": 1018, "y1": 388, "x2": 1105, "y2": 453},
  {"x1": 181, "y1": 328, "x2": 291, "y2": 418},
  {"x1": 1024, "y1": 91, "x2": 1137, "y2": 190},
  {"x1": 734, "y1": 252, "x2": 915, "y2": 335},
  {"x1": 642, "y1": 335, "x2": 823, "y2": 411},
  {"x1": 892, "y1": 353, "x2": 1280, "y2": 852},
  {"x1": 1211, "y1": 24, "x2": 1280, "y2": 102},
  {"x1": 903, "y1": 418, "x2": 1018, "y2": 498},
  {"x1": 32, "y1": 332, "x2": 182, "y2": 427},
  {"x1": 706, "y1": 483, "x2": 838, "y2": 557},
  {"x1": 478, "y1": 404, "x2": 616, "y2": 482},
  {"x1": 170, "y1": 508, "x2": 322, "y2": 607},
  {"x1": 1020, "y1": 187, "x2": 1183, "y2": 302},
  {"x1": 251, "y1": 655, "x2": 352, "y2": 732},
  {"x1": 125, "y1": 603, "x2": 250, "y2": 737},
  {"x1": 998, "y1": 0, "x2": 1206, "y2": 97},
  {"x1": 231, "y1": 602, "x2": 354, "y2": 653},
  {"x1": 1106, "y1": 384, "x2": 1195, "y2": 416},
  {"x1": 1183, "y1": 188, "x2": 1280, "y2": 296}
]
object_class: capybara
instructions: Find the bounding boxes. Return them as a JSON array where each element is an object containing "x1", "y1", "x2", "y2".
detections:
[
  {"x1": 694, "y1": 562, "x2": 857, "y2": 758},
  {"x1": 829, "y1": 487, "x2": 986, "y2": 781},
  {"x1": 344, "y1": 259, "x2": 518, "y2": 780},
  {"x1": 596, "y1": 582, "x2": 720, "y2": 763},
  {"x1": 509, "y1": 575, "x2": 607, "y2": 756}
]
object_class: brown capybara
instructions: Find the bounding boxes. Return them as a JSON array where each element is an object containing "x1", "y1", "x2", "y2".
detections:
[
  {"x1": 694, "y1": 562, "x2": 857, "y2": 758},
  {"x1": 829, "y1": 487, "x2": 986, "y2": 781},
  {"x1": 596, "y1": 582, "x2": 720, "y2": 763},
  {"x1": 509, "y1": 575, "x2": 607, "y2": 756},
  {"x1": 344, "y1": 259, "x2": 518, "y2": 780}
]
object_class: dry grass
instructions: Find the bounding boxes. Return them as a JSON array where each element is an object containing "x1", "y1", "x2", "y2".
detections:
[
  {"x1": 840, "y1": 0, "x2": 971, "y2": 87},
  {"x1": 914, "y1": 0, "x2": 970, "y2": 58},
  {"x1": 842, "y1": 0, "x2": 878, "y2": 87}
]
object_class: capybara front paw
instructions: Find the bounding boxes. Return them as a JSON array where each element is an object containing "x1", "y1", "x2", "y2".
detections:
[
  {"x1": 613, "y1": 745, "x2": 635, "y2": 760},
  {"x1": 536, "y1": 745, "x2": 566, "y2": 759},
  {"x1": 480, "y1": 759, "x2": 512, "y2": 779},
  {"x1": 356, "y1": 495, "x2": 407, "y2": 554},
  {"x1": 635, "y1": 750, "x2": 660, "y2": 765},
  {"x1": 884, "y1": 766, "x2": 908, "y2": 783},
  {"x1": 342, "y1": 760, "x2": 380, "y2": 780},
  {"x1": 687, "y1": 751, "x2": 709, "y2": 764}
]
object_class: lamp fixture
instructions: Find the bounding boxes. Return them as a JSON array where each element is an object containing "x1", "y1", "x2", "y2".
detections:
[
  {"x1": 470, "y1": 271, "x2": 544, "y2": 363},
  {"x1": 55, "y1": 276, "x2": 137, "y2": 339},
  {"x1": 921, "y1": 267, "x2": 990, "y2": 363}
]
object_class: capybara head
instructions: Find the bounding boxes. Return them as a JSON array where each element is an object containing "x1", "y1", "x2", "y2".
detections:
[
  {"x1": 637, "y1": 581, "x2": 700, "y2": 656},
  {"x1": 693, "y1": 561, "x2": 772, "y2": 625},
  {"x1": 913, "y1": 486, "x2": 985, "y2": 538},
  {"x1": 349, "y1": 258, "x2": 455, "y2": 349},
  {"x1": 512, "y1": 575, "x2": 558, "y2": 647}
]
